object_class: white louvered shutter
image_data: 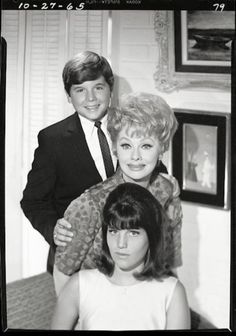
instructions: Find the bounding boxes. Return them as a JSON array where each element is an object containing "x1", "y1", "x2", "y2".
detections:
[
  {"x1": 68, "y1": 10, "x2": 108, "y2": 57},
  {"x1": 21, "y1": 11, "x2": 68, "y2": 277}
]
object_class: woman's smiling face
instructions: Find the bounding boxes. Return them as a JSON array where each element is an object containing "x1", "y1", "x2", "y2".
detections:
[{"x1": 115, "y1": 125, "x2": 162, "y2": 186}]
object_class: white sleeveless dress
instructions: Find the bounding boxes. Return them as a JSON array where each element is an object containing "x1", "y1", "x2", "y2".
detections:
[{"x1": 76, "y1": 269, "x2": 178, "y2": 331}]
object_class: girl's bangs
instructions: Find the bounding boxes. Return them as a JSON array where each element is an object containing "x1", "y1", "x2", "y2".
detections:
[{"x1": 108, "y1": 218, "x2": 142, "y2": 230}]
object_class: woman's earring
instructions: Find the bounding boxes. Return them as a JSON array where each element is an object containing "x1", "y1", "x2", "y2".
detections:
[{"x1": 157, "y1": 154, "x2": 163, "y2": 166}]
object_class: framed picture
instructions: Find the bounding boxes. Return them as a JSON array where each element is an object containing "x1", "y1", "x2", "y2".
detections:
[
  {"x1": 174, "y1": 11, "x2": 234, "y2": 74},
  {"x1": 172, "y1": 109, "x2": 230, "y2": 209},
  {"x1": 153, "y1": 11, "x2": 233, "y2": 92}
]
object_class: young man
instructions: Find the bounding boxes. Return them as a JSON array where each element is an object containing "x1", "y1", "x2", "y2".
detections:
[{"x1": 20, "y1": 51, "x2": 117, "y2": 274}]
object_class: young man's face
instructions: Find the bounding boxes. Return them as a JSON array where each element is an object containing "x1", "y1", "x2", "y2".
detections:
[{"x1": 67, "y1": 76, "x2": 111, "y2": 121}]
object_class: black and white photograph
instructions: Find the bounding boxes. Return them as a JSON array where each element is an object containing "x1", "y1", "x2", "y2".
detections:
[{"x1": 0, "y1": 1, "x2": 235, "y2": 333}]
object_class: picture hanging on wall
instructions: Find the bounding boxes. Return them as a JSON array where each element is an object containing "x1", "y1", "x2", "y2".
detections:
[
  {"x1": 174, "y1": 10, "x2": 235, "y2": 74},
  {"x1": 172, "y1": 109, "x2": 230, "y2": 209}
]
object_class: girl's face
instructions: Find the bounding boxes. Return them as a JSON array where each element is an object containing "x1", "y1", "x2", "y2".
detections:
[
  {"x1": 107, "y1": 228, "x2": 149, "y2": 272},
  {"x1": 115, "y1": 126, "x2": 162, "y2": 187}
]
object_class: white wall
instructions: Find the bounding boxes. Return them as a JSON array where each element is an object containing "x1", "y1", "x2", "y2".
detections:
[
  {"x1": 179, "y1": 203, "x2": 230, "y2": 329},
  {"x1": 110, "y1": 10, "x2": 231, "y2": 329}
]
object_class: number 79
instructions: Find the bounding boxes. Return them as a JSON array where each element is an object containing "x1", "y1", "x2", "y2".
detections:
[{"x1": 213, "y1": 3, "x2": 225, "y2": 11}]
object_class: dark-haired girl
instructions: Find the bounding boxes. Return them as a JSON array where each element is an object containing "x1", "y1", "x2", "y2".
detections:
[{"x1": 51, "y1": 183, "x2": 190, "y2": 330}]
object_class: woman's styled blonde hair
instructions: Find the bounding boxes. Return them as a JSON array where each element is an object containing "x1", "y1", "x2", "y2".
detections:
[{"x1": 107, "y1": 92, "x2": 178, "y2": 154}]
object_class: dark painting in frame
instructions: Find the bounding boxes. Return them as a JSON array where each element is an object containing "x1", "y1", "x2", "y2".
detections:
[
  {"x1": 172, "y1": 109, "x2": 230, "y2": 209},
  {"x1": 174, "y1": 10, "x2": 235, "y2": 74}
]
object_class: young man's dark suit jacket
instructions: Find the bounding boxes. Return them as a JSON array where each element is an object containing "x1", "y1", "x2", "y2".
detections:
[{"x1": 20, "y1": 111, "x2": 168, "y2": 274}]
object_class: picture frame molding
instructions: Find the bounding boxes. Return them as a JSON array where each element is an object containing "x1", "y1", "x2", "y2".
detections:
[{"x1": 153, "y1": 10, "x2": 231, "y2": 93}]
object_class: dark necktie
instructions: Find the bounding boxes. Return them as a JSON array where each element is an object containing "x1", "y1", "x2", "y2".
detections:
[{"x1": 95, "y1": 120, "x2": 114, "y2": 178}]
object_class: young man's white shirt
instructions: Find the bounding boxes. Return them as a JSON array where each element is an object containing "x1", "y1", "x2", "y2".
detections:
[{"x1": 79, "y1": 113, "x2": 117, "y2": 181}]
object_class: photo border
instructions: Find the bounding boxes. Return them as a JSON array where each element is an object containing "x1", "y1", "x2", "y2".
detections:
[
  {"x1": 0, "y1": 36, "x2": 7, "y2": 333},
  {"x1": 0, "y1": 2, "x2": 235, "y2": 333}
]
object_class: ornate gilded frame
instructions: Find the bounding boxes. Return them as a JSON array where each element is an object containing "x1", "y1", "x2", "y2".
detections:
[{"x1": 153, "y1": 11, "x2": 231, "y2": 92}]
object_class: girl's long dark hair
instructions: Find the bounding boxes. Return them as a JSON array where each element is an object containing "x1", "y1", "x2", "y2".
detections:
[{"x1": 97, "y1": 183, "x2": 168, "y2": 280}]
